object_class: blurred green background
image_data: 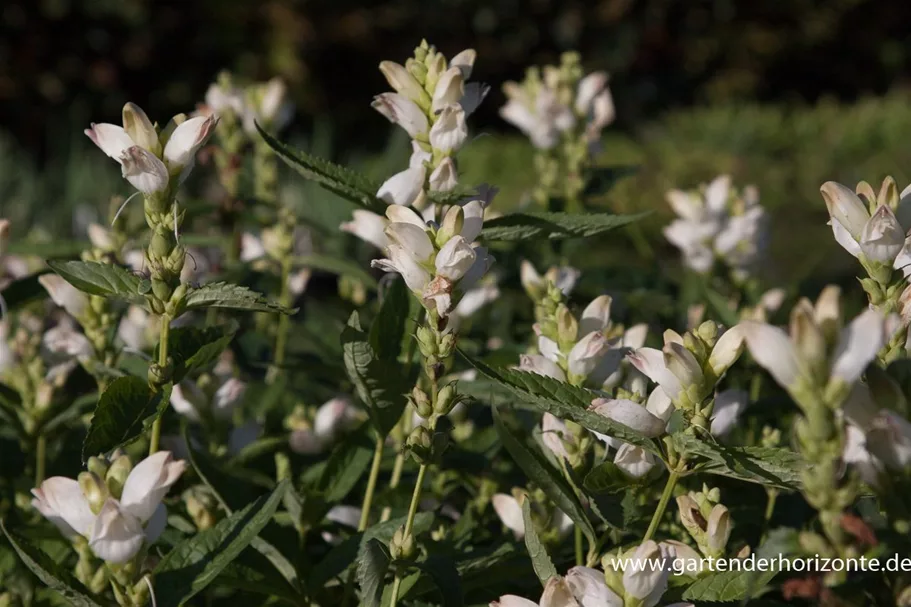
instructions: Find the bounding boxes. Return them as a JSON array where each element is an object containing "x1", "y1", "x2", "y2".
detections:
[{"x1": 2, "y1": 0, "x2": 911, "y2": 282}]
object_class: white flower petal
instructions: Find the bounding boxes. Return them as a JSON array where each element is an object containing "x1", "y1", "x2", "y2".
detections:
[
  {"x1": 740, "y1": 321, "x2": 800, "y2": 390},
  {"x1": 710, "y1": 389, "x2": 749, "y2": 437},
  {"x1": 435, "y1": 236, "x2": 476, "y2": 281},
  {"x1": 821, "y1": 181, "x2": 870, "y2": 239},
  {"x1": 372, "y1": 93, "x2": 429, "y2": 138},
  {"x1": 120, "y1": 451, "x2": 187, "y2": 523},
  {"x1": 85, "y1": 124, "x2": 135, "y2": 162},
  {"x1": 519, "y1": 354, "x2": 566, "y2": 381},
  {"x1": 163, "y1": 115, "x2": 217, "y2": 170},
  {"x1": 386, "y1": 222, "x2": 434, "y2": 262},
  {"x1": 831, "y1": 309, "x2": 888, "y2": 384},
  {"x1": 89, "y1": 499, "x2": 145, "y2": 564},
  {"x1": 120, "y1": 146, "x2": 169, "y2": 194},
  {"x1": 590, "y1": 398, "x2": 666, "y2": 438},
  {"x1": 31, "y1": 477, "x2": 95, "y2": 538},
  {"x1": 578, "y1": 295, "x2": 612, "y2": 336},
  {"x1": 491, "y1": 494, "x2": 525, "y2": 539},
  {"x1": 377, "y1": 166, "x2": 425, "y2": 206}
]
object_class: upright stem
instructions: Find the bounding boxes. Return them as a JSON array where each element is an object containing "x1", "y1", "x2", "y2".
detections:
[
  {"x1": 35, "y1": 434, "x2": 46, "y2": 485},
  {"x1": 268, "y1": 258, "x2": 292, "y2": 384},
  {"x1": 390, "y1": 463, "x2": 428, "y2": 607},
  {"x1": 359, "y1": 437, "x2": 385, "y2": 531},
  {"x1": 574, "y1": 525, "x2": 584, "y2": 566},
  {"x1": 381, "y1": 410, "x2": 412, "y2": 523},
  {"x1": 149, "y1": 318, "x2": 171, "y2": 456},
  {"x1": 643, "y1": 461, "x2": 684, "y2": 543}
]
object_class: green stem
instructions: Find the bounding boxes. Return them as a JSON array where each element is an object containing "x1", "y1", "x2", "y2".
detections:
[
  {"x1": 149, "y1": 318, "x2": 171, "y2": 456},
  {"x1": 268, "y1": 258, "x2": 292, "y2": 384},
  {"x1": 643, "y1": 461, "x2": 684, "y2": 543},
  {"x1": 761, "y1": 488, "x2": 779, "y2": 543},
  {"x1": 359, "y1": 437, "x2": 384, "y2": 531},
  {"x1": 35, "y1": 434, "x2": 46, "y2": 485},
  {"x1": 381, "y1": 410, "x2": 412, "y2": 523},
  {"x1": 390, "y1": 463, "x2": 428, "y2": 607},
  {"x1": 574, "y1": 525, "x2": 584, "y2": 566}
]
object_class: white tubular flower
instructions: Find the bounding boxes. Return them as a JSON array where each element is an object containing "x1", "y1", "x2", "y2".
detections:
[
  {"x1": 567, "y1": 332, "x2": 610, "y2": 377},
  {"x1": 205, "y1": 82, "x2": 245, "y2": 116},
  {"x1": 519, "y1": 354, "x2": 566, "y2": 381},
  {"x1": 42, "y1": 320, "x2": 93, "y2": 375},
  {"x1": 379, "y1": 61, "x2": 430, "y2": 106},
  {"x1": 289, "y1": 397, "x2": 359, "y2": 454},
  {"x1": 87, "y1": 223, "x2": 115, "y2": 251},
  {"x1": 432, "y1": 67, "x2": 466, "y2": 113},
  {"x1": 86, "y1": 102, "x2": 216, "y2": 194},
  {"x1": 372, "y1": 93, "x2": 429, "y2": 138},
  {"x1": 377, "y1": 165, "x2": 426, "y2": 206},
  {"x1": 706, "y1": 504, "x2": 732, "y2": 554},
  {"x1": 491, "y1": 576, "x2": 581, "y2": 607},
  {"x1": 341, "y1": 210, "x2": 390, "y2": 250},
  {"x1": 243, "y1": 77, "x2": 294, "y2": 134},
  {"x1": 710, "y1": 389, "x2": 749, "y2": 438},
  {"x1": 32, "y1": 452, "x2": 185, "y2": 564},
  {"x1": 170, "y1": 376, "x2": 245, "y2": 422},
  {"x1": 613, "y1": 443, "x2": 656, "y2": 478},
  {"x1": 429, "y1": 157, "x2": 459, "y2": 192},
  {"x1": 429, "y1": 104, "x2": 468, "y2": 152},
  {"x1": 565, "y1": 566, "x2": 622, "y2": 607},
  {"x1": 39, "y1": 274, "x2": 88, "y2": 320},
  {"x1": 741, "y1": 292, "x2": 895, "y2": 397},
  {"x1": 620, "y1": 540, "x2": 674, "y2": 607},
  {"x1": 520, "y1": 261, "x2": 580, "y2": 298},
  {"x1": 541, "y1": 413, "x2": 571, "y2": 460},
  {"x1": 491, "y1": 493, "x2": 526, "y2": 539},
  {"x1": 589, "y1": 398, "x2": 666, "y2": 438}
]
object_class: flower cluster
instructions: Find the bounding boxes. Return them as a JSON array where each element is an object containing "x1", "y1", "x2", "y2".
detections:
[
  {"x1": 371, "y1": 202, "x2": 493, "y2": 317},
  {"x1": 664, "y1": 175, "x2": 768, "y2": 280},
  {"x1": 32, "y1": 451, "x2": 185, "y2": 564},
  {"x1": 676, "y1": 485, "x2": 732, "y2": 558}
]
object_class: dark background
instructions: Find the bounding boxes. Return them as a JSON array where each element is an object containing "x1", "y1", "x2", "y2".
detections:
[{"x1": 3, "y1": 0, "x2": 911, "y2": 161}]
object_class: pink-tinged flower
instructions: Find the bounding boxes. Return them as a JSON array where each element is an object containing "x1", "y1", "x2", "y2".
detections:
[{"x1": 372, "y1": 93, "x2": 429, "y2": 138}]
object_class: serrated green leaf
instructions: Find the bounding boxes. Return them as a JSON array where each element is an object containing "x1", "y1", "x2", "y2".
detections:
[
  {"x1": 356, "y1": 538, "x2": 390, "y2": 607},
  {"x1": 81, "y1": 377, "x2": 171, "y2": 462},
  {"x1": 342, "y1": 312, "x2": 410, "y2": 437},
  {"x1": 464, "y1": 353, "x2": 659, "y2": 454},
  {"x1": 493, "y1": 407, "x2": 596, "y2": 546},
  {"x1": 154, "y1": 480, "x2": 287, "y2": 606},
  {"x1": 521, "y1": 499, "x2": 558, "y2": 585},
  {"x1": 185, "y1": 282, "x2": 297, "y2": 314},
  {"x1": 479, "y1": 211, "x2": 648, "y2": 241},
  {"x1": 294, "y1": 253, "x2": 378, "y2": 289},
  {"x1": 46, "y1": 260, "x2": 142, "y2": 299},
  {"x1": 185, "y1": 431, "x2": 301, "y2": 595},
  {"x1": 368, "y1": 278, "x2": 412, "y2": 362},
  {"x1": 674, "y1": 433, "x2": 805, "y2": 490},
  {"x1": 156, "y1": 322, "x2": 238, "y2": 382},
  {"x1": 0, "y1": 521, "x2": 107, "y2": 607},
  {"x1": 414, "y1": 555, "x2": 463, "y2": 607},
  {"x1": 682, "y1": 568, "x2": 779, "y2": 602},
  {"x1": 256, "y1": 124, "x2": 387, "y2": 213}
]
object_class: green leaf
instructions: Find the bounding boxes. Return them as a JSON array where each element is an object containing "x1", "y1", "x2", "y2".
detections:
[
  {"x1": 312, "y1": 425, "x2": 375, "y2": 504},
  {"x1": 46, "y1": 260, "x2": 141, "y2": 299},
  {"x1": 682, "y1": 568, "x2": 779, "y2": 602},
  {"x1": 184, "y1": 433, "x2": 301, "y2": 595},
  {"x1": 521, "y1": 499, "x2": 557, "y2": 585},
  {"x1": 342, "y1": 312, "x2": 410, "y2": 437},
  {"x1": 216, "y1": 551, "x2": 301, "y2": 604},
  {"x1": 674, "y1": 433, "x2": 805, "y2": 490},
  {"x1": 414, "y1": 555, "x2": 463, "y2": 607},
  {"x1": 0, "y1": 521, "x2": 106, "y2": 607},
  {"x1": 256, "y1": 124, "x2": 387, "y2": 214},
  {"x1": 186, "y1": 282, "x2": 297, "y2": 314},
  {"x1": 493, "y1": 407, "x2": 596, "y2": 545},
  {"x1": 464, "y1": 353, "x2": 659, "y2": 454},
  {"x1": 368, "y1": 277, "x2": 413, "y2": 362},
  {"x1": 479, "y1": 211, "x2": 648, "y2": 241},
  {"x1": 81, "y1": 377, "x2": 171, "y2": 462},
  {"x1": 356, "y1": 539, "x2": 390, "y2": 607},
  {"x1": 583, "y1": 461, "x2": 644, "y2": 494},
  {"x1": 157, "y1": 322, "x2": 238, "y2": 382},
  {"x1": 295, "y1": 253, "x2": 378, "y2": 289},
  {"x1": 154, "y1": 480, "x2": 287, "y2": 606}
]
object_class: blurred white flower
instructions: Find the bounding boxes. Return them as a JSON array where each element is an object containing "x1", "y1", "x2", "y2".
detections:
[
  {"x1": 170, "y1": 376, "x2": 246, "y2": 423},
  {"x1": 243, "y1": 78, "x2": 294, "y2": 134},
  {"x1": 289, "y1": 397, "x2": 359, "y2": 454},
  {"x1": 39, "y1": 274, "x2": 88, "y2": 320},
  {"x1": 32, "y1": 452, "x2": 185, "y2": 564}
]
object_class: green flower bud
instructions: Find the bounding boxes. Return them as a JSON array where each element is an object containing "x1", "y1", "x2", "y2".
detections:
[
  {"x1": 436, "y1": 206, "x2": 464, "y2": 247},
  {"x1": 390, "y1": 525, "x2": 416, "y2": 561},
  {"x1": 410, "y1": 387, "x2": 433, "y2": 419},
  {"x1": 434, "y1": 382, "x2": 458, "y2": 416},
  {"x1": 122, "y1": 102, "x2": 161, "y2": 156},
  {"x1": 151, "y1": 278, "x2": 173, "y2": 303},
  {"x1": 437, "y1": 331, "x2": 456, "y2": 359},
  {"x1": 556, "y1": 305, "x2": 578, "y2": 349},
  {"x1": 78, "y1": 471, "x2": 109, "y2": 515},
  {"x1": 415, "y1": 326, "x2": 437, "y2": 358},
  {"x1": 105, "y1": 454, "x2": 133, "y2": 500},
  {"x1": 87, "y1": 456, "x2": 109, "y2": 481},
  {"x1": 696, "y1": 320, "x2": 718, "y2": 346}
]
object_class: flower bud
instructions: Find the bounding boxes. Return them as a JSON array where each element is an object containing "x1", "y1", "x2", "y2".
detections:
[
  {"x1": 696, "y1": 320, "x2": 718, "y2": 345},
  {"x1": 410, "y1": 387, "x2": 433, "y2": 419},
  {"x1": 677, "y1": 494, "x2": 706, "y2": 541},
  {"x1": 406, "y1": 426, "x2": 433, "y2": 463},
  {"x1": 105, "y1": 454, "x2": 133, "y2": 500},
  {"x1": 437, "y1": 331, "x2": 456, "y2": 358},
  {"x1": 390, "y1": 526, "x2": 417, "y2": 561},
  {"x1": 556, "y1": 305, "x2": 578, "y2": 348},
  {"x1": 434, "y1": 382, "x2": 458, "y2": 416},
  {"x1": 436, "y1": 205, "x2": 464, "y2": 247},
  {"x1": 379, "y1": 61, "x2": 431, "y2": 108},
  {"x1": 78, "y1": 471, "x2": 110, "y2": 515},
  {"x1": 87, "y1": 456, "x2": 109, "y2": 481},
  {"x1": 415, "y1": 326, "x2": 437, "y2": 358},
  {"x1": 122, "y1": 103, "x2": 161, "y2": 156},
  {"x1": 705, "y1": 504, "x2": 732, "y2": 556}
]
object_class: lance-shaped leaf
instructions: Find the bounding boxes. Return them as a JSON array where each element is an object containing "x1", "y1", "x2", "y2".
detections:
[
  {"x1": 1, "y1": 521, "x2": 107, "y2": 607},
  {"x1": 81, "y1": 376, "x2": 171, "y2": 462},
  {"x1": 479, "y1": 211, "x2": 648, "y2": 241},
  {"x1": 186, "y1": 282, "x2": 297, "y2": 314},
  {"x1": 673, "y1": 432, "x2": 805, "y2": 490},
  {"x1": 357, "y1": 539, "x2": 391, "y2": 607},
  {"x1": 493, "y1": 407, "x2": 596, "y2": 546},
  {"x1": 257, "y1": 124, "x2": 387, "y2": 214},
  {"x1": 521, "y1": 499, "x2": 558, "y2": 585},
  {"x1": 341, "y1": 312, "x2": 410, "y2": 437},
  {"x1": 681, "y1": 568, "x2": 779, "y2": 602},
  {"x1": 185, "y1": 432, "x2": 301, "y2": 595},
  {"x1": 464, "y1": 353, "x2": 660, "y2": 454},
  {"x1": 46, "y1": 260, "x2": 142, "y2": 299},
  {"x1": 154, "y1": 480, "x2": 288, "y2": 606},
  {"x1": 154, "y1": 321, "x2": 238, "y2": 383}
]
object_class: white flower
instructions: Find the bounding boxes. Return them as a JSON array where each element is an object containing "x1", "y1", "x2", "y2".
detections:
[
  {"x1": 706, "y1": 504, "x2": 732, "y2": 554},
  {"x1": 377, "y1": 165, "x2": 426, "y2": 206},
  {"x1": 39, "y1": 274, "x2": 88, "y2": 319},
  {"x1": 429, "y1": 157, "x2": 459, "y2": 192},
  {"x1": 205, "y1": 82, "x2": 245, "y2": 116},
  {"x1": 740, "y1": 296, "x2": 895, "y2": 394},
  {"x1": 163, "y1": 115, "x2": 219, "y2": 176},
  {"x1": 432, "y1": 67, "x2": 465, "y2": 113},
  {"x1": 41, "y1": 319, "x2": 93, "y2": 375},
  {"x1": 620, "y1": 540, "x2": 674, "y2": 607},
  {"x1": 710, "y1": 389, "x2": 749, "y2": 438},
  {"x1": 519, "y1": 354, "x2": 566, "y2": 381},
  {"x1": 589, "y1": 398, "x2": 666, "y2": 438},
  {"x1": 500, "y1": 84, "x2": 575, "y2": 150},
  {"x1": 341, "y1": 210, "x2": 390, "y2": 250},
  {"x1": 170, "y1": 377, "x2": 246, "y2": 422},
  {"x1": 429, "y1": 104, "x2": 468, "y2": 153},
  {"x1": 613, "y1": 443, "x2": 656, "y2": 478},
  {"x1": 565, "y1": 566, "x2": 622, "y2": 607},
  {"x1": 453, "y1": 281, "x2": 499, "y2": 319},
  {"x1": 520, "y1": 261, "x2": 580, "y2": 298},
  {"x1": 491, "y1": 576, "x2": 581, "y2": 607},
  {"x1": 118, "y1": 305, "x2": 156, "y2": 351},
  {"x1": 32, "y1": 452, "x2": 185, "y2": 563},
  {"x1": 289, "y1": 397, "x2": 359, "y2": 454},
  {"x1": 242, "y1": 78, "x2": 294, "y2": 134},
  {"x1": 379, "y1": 61, "x2": 428, "y2": 105},
  {"x1": 491, "y1": 493, "x2": 525, "y2": 539},
  {"x1": 541, "y1": 413, "x2": 571, "y2": 460},
  {"x1": 372, "y1": 93, "x2": 429, "y2": 138}
]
